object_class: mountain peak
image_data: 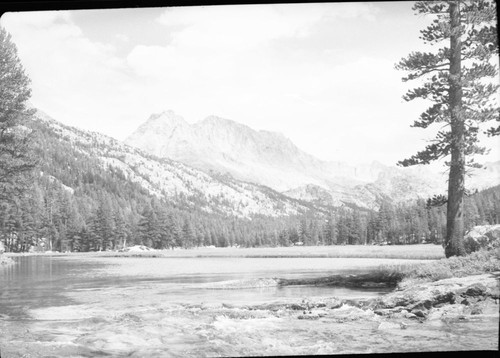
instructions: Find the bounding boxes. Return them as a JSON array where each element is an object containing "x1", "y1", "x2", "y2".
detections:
[
  {"x1": 258, "y1": 129, "x2": 288, "y2": 140},
  {"x1": 135, "y1": 110, "x2": 189, "y2": 136},
  {"x1": 202, "y1": 115, "x2": 228, "y2": 122},
  {"x1": 198, "y1": 115, "x2": 246, "y2": 129},
  {"x1": 147, "y1": 110, "x2": 186, "y2": 125}
]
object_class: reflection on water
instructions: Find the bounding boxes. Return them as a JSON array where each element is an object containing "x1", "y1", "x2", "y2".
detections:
[{"x1": 0, "y1": 255, "x2": 498, "y2": 357}]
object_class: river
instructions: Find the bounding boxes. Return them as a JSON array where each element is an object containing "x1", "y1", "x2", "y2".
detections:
[{"x1": 0, "y1": 254, "x2": 497, "y2": 356}]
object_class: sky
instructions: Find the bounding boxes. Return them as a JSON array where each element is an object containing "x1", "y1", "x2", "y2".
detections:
[{"x1": 1, "y1": 1, "x2": 499, "y2": 166}]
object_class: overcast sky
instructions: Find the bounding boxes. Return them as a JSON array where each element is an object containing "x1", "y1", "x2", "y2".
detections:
[{"x1": 1, "y1": 2, "x2": 499, "y2": 165}]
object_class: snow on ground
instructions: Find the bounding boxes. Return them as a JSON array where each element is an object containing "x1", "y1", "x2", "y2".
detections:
[{"x1": 120, "y1": 245, "x2": 154, "y2": 252}]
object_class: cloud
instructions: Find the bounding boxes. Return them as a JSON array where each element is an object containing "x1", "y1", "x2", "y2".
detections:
[
  {"x1": 115, "y1": 33, "x2": 129, "y2": 42},
  {"x1": 2, "y1": 11, "x2": 72, "y2": 29},
  {"x1": 157, "y1": 5, "x2": 317, "y2": 50},
  {"x1": 0, "y1": 11, "x2": 130, "y2": 136},
  {"x1": 325, "y1": 2, "x2": 380, "y2": 21},
  {"x1": 156, "y1": 3, "x2": 378, "y2": 51}
]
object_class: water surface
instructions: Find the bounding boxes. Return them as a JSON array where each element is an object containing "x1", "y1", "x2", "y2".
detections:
[{"x1": 0, "y1": 254, "x2": 497, "y2": 357}]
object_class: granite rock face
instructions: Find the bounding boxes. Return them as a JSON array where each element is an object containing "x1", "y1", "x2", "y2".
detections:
[{"x1": 464, "y1": 225, "x2": 500, "y2": 254}]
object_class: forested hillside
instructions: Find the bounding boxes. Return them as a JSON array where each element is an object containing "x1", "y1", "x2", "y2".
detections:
[{"x1": 0, "y1": 113, "x2": 498, "y2": 253}]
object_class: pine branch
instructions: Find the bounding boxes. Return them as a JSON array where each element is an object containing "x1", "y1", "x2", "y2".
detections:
[
  {"x1": 397, "y1": 142, "x2": 450, "y2": 167},
  {"x1": 396, "y1": 50, "x2": 450, "y2": 81},
  {"x1": 413, "y1": 1, "x2": 448, "y2": 15},
  {"x1": 426, "y1": 194, "x2": 448, "y2": 208},
  {"x1": 403, "y1": 78, "x2": 449, "y2": 102},
  {"x1": 486, "y1": 122, "x2": 500, "y2": 136},
  {"x1": 413, "y1": 103, "x2": 449, "y2": 128}
]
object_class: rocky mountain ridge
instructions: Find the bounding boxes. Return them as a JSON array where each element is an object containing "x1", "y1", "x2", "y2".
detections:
[
  {"x1": 126, "y1": 110, "x2": 500, "y2": 209},
  {"x1": 32, "y1": 110, "x2": 320, "y2": 219}
]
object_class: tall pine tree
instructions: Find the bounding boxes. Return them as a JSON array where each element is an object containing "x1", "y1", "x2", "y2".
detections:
[
  {"x1": 0, "y1": 27, "x2": 36, "y2": 203},
  {"x1": 395, "y1": 0, "x2": 499, "y2": 257}
]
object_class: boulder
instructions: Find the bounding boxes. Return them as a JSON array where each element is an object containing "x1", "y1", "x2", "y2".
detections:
[
  {"x1": 377, "y1": 321, "x2": 401, "y2": 330},
  {"x1": 326, "y1": 299, "x2": 343, "y2": 310},
  {"x1": 469, "y1": 305, "x2": 483, "y2": 315},
  {"x1": 464, "y1": 224, "x2": 500, "y2": 253},
  {"x1": 412, "y1": 309, "x2": 427, "y2": 318},
  {"x1": 297, "y1": 309, "x2": 328, "y2": 320},
  {"x1": 404, "y1": 312, "x2": 418, "y2": 320},
  {"x1": 289, "y1": 304, "x2": 307, "y2": 311},
  {"x1": 373, "y1": 274, "x2": 499, "y2": 316},
  {"x1": 464, "y1": 283, "x2": 488, "y2": 297}
]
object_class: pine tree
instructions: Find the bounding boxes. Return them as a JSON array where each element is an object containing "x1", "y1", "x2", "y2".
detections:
[
  {"x1": 182, "y1": 219, "x2": 195, "y2": 248},
  {"x1": 336, "y1": 210, "x2": 349, "y2": 245},
  {"x1": 323, "y1": 213, "x2": 338, "y2": 245},
  {"x1": 157, "y1": 209, "x2": 174, "y2": 249},
  {"x1": 137, "y1": 205, "x2": 154, "y2": 247},
  {"x1": 96, "y1": 199, "x2": 115, "y2": 250},
  {"x1": 0, "y1": 27, "x2": 36, "y2": 203},
  {"x1": 114, "y1": 211, "x2": 130, "y2": 250},
  {"x1": 278, "y1": 229, "x2": 290, "y2": 246},
  {"x1": 298, "y1": 218, "x2": 309, "y2": 244},
  {"x1": 395, "y1": 0, "x2": 498, "y2": 256},
  {"x1": 87, "y1": 211, "x2": 101, "y2": 251}
]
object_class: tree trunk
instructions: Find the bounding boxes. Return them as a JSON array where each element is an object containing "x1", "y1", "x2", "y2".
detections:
[{"x1": 445, "y1": 2, "x2": 466, "y2": 258}]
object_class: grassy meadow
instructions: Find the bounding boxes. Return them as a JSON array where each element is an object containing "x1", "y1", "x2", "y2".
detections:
[
  {"x1": 381, "y1": 247, "x2": 500, "y2": 287},
  {"x1": 97, "y1": 244, "x2": 446, "y2": 260}
]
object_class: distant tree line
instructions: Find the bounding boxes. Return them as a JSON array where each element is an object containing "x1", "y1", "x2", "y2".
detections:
[{"x1": 1, "y1": 156, "x2": 498, "y2": 252}]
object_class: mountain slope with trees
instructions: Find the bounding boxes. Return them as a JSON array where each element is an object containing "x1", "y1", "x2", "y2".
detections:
[{"x1": 1, "y1": 107, "x2": 498, "y2": 253}]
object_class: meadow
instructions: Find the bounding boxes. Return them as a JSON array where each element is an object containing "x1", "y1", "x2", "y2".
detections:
[{"x1": 98, "y1": 244, "x2": 446, "y2": 260}]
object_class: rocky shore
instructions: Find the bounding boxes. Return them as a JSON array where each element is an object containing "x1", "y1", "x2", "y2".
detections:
[{"x1": 248, "y1": 273, "x2": 500, "y2": 324}]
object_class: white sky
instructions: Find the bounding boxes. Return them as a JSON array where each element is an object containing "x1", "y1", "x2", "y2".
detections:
[{"x1": 1, "y1": 2, "x2": 499, "y2": 166}]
